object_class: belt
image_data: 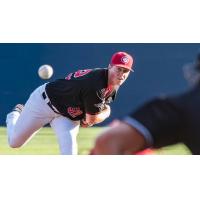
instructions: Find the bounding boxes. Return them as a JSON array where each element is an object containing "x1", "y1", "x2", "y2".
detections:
[{"x1": 42, "y1": 92, "x2": 60, "y2": 114}]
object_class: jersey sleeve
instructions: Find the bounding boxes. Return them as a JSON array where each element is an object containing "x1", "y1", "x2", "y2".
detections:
[
  {"x1": 129, "y1": 97, "x2": 184, "y2": 148},
  {"x1": 83, "y1": 89, "x2": 106, "y2": 115}
]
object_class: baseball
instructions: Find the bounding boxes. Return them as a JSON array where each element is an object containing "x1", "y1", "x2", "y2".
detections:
[{"x1": 38, "y1": 64, "x2": 54, "y2": 79}]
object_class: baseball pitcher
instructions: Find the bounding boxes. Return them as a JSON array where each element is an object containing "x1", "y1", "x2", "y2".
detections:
[{"x1": 6, "y1": 52, "x2": 134, "y2": 155}]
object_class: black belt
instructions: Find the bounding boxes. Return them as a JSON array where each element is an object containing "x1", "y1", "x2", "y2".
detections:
[{"x1": 42, "y1": 92, "x2": 60, "y2": 114}]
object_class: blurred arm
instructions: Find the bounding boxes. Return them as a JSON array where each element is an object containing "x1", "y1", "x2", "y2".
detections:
[{"x1": 91, "y1": 121, "x2": 147, "y2": 154}]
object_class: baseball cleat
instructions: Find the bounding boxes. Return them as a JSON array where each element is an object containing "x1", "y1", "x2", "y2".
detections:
[{"x1": 13, "y1": 104, "x2": 24, "y2": 113}]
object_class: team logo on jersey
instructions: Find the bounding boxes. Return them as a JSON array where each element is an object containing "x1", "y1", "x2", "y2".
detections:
[
  {"x1": 74, "y1": 69, "x2": 92, "y2": 78},
  {"x1": 121, "y1": 56, "x2": 129, "y2": 64},
  {"x1": 67, "y1": 107, "x2": 83, "y2": 118},
  {"x1": 65, "y1": 73, "x2": 73, "y2": 80},
  {"x1": 65, "y1": 69, "x2": 92, "y2": 80}
]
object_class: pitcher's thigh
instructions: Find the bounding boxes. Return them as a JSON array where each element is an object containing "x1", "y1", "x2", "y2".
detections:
[{"x1": 10, "y1": 105, "x2": 52, "y2": 147}]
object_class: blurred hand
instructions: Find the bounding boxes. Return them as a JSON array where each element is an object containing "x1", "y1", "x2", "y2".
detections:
[{"x1": 80, "y1": 119, "x2": 93, "y2": 128}]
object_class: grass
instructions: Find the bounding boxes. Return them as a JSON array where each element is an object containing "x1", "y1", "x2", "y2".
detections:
[
  {"x1": 0, "y1": 127, "x2": 191, "y2": 155},
  {"x1": 0, "y1": 126, "x2": 102, "y2": 155}
]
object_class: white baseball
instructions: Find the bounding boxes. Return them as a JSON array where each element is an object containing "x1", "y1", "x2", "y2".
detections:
[{"x1": 38, "y1": 64, "x2": 54, "y2": 79}]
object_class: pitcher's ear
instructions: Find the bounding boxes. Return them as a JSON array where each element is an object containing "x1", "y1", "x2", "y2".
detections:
[{"x1": 108, "y1": 64, "x2": 113, "y2": 69}]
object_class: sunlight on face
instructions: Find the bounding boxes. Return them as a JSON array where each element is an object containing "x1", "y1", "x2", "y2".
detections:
[{"x1": 108, "y1": 65, "x2": 131, "y2": 86}]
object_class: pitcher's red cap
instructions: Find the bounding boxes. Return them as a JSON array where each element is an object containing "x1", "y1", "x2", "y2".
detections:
[{"x1": 110, "y1": 52, "x2": 134, "y2": 72}]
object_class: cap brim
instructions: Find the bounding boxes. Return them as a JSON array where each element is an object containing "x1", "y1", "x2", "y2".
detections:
[{"x1": 114, "y1": 64, "x2": 134, "y2": 72}]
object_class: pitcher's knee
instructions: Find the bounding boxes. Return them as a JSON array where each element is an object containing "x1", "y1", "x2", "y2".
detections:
[{"x1": 8, "y1": 137, "x2": 23, "y2": 148}]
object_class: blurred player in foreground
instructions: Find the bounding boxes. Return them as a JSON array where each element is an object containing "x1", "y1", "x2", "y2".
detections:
[
  {"x1": 6, "y1": 52, "x2": 134, "y2": 155},
  {"x1": 91, "y1": 53, "x2": 200, "y2": 155}
]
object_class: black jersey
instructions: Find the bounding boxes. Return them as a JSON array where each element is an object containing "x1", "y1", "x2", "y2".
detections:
[
  {"x1": 129, "y1": 83, "x2": 200, "y2": 154},
  {"x1": 45, "y1": 68, "x2": 118, "y2": 121}
]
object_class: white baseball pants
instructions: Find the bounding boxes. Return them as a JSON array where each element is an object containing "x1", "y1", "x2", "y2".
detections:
[{"x1": 6, "y1": 84, "x2": 80, "y2": 155}]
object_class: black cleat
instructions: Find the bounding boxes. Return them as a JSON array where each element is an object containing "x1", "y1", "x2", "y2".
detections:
[{"x1": 13, "y1": 104, "x2": 24, "y2": 113}]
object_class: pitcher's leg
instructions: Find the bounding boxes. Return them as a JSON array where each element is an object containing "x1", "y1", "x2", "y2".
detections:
[
  {"x1": 6, "y1": 84, "x2": 54, "y2": 148},
  {"x1": 50, "y1": 116, "x2": 80, "y2": 155},
  {"x1": 6, "y1": 103, "x2": 51, "y2": 148}
]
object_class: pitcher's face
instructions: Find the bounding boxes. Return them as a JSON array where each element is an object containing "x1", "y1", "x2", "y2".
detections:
[{"x1": 108, "y1": 65, "x2": 131, "y2": 86}]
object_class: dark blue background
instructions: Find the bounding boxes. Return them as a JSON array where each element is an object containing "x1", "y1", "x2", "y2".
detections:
[{"x1": 0, "y1": 44, "x2": 199, "y2": 125}]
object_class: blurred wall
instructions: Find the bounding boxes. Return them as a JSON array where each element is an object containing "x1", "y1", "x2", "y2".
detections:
[{"x1": 0, "y1": 43, "x2": 199, "y2": 126}]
